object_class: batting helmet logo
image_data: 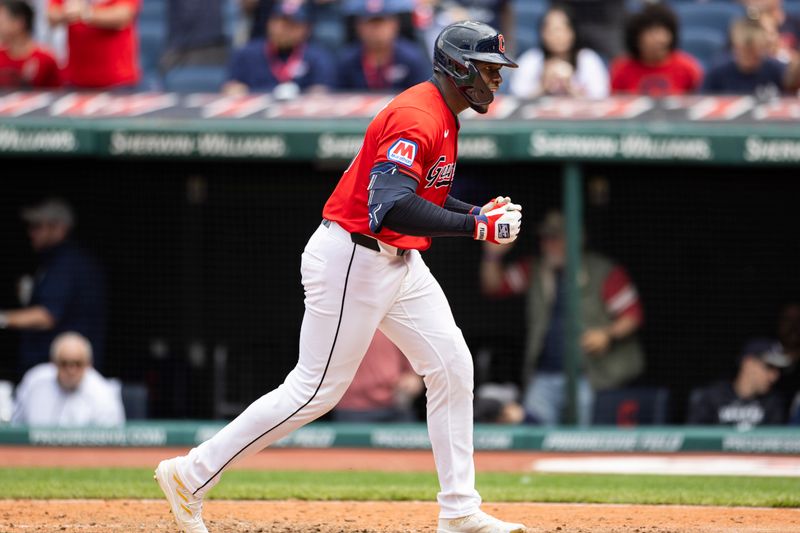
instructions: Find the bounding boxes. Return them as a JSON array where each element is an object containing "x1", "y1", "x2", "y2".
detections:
[{"x1": 498, "y1": 34, "x2": 506, "y2": 53}]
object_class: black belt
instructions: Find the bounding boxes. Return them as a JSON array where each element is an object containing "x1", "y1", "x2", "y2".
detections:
[{"x1": 321, "y1": 219, "x2": 407, "y2": 256}]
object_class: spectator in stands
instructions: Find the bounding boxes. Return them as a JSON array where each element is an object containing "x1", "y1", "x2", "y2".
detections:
[
  {"x1": 787, "y1": 48, "x2": 800, "y2": 93},
  {"x1": 223, "y1": 0, "x2": 336, "y2": 97},
  {"x1": 611, "y1": 3, "x2": 704, "y2": 96},
  {"x1": 480, "y1": 210, "x2": 645, "y2": 426},
  {"x1": 0, "y1": 198, "x2": 106, "y2": 377},
  {"x1": 688, "y1": 338, "x2": 789, "y2": 429},
  {"x1": 158, "y1": 0, "x2": 229, "y2": 74},
  {"x1": 774, "y1": 302, "x2": 800, "y2": 417},
  {"x1": 47, "y1": 0, "x2": 141, "y2": 89},
  {"x1": 0, "y1": 0, "x2": 60, "y2": 87},
  {"x1": 337, "y1": 0, "x2": 429, "y2": 92},
  {"x1": 509, "y1": 4, "x2": 608, "y2": 99},
  {"x1": 740, "y1": 0, "x2": 800, "y2": 63},
  {"x1": 242, "y1": 0, "x2": 340, "y2": 43},
  {"x1": 332, "y1": 330, "x2": 424, "y2": 422},
  {"x1": 703, "y1": 17, "x2": 787, "y2": 97},
  {"x1": 556, "y1": 0, "x2": 626, "y2": 61},
  {"x1": 11, "y1": 332, "x2": 124, "y2": 427},
  {"x1": 473, "y1": 382, "x2": 535, "y2": 424}
]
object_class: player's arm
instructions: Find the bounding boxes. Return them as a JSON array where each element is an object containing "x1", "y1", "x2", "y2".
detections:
[
  {"x1": 443, "y1": 195, "x2": 480, "y2": 215},
  {"x1": 367, "y1": 165, "x2": 520, "y2": 243},
  {"x1": 0, "y1": 306, "x2": 56, "y2": 330}
]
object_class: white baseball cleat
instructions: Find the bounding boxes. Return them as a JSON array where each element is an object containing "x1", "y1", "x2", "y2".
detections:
[
  {"x1": 154, "y1": 457, "x2": 209, "y2": 533},
  {"x1": 437, "y1": 510, "x2": 527, "y2": 533}
]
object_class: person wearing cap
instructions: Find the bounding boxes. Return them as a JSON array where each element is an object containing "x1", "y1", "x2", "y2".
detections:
[
  {"x1": 11, "y1": 331, "x2": 124, "y2": 427},
  {"x1": 336, "y1": 0, "x2": 430, "y2": 92},
  {"x1": 480, "y1": 209, "x2": 645, "y2": 426},
  {"x1": 222, "y1": 0, "x2": 337, "y2": 97},
  {"x1": 0, "y1": 198, "x2": 106, "y2": 377},
  {"x1": 687, "y1": 339, "x2": 790, "y2": 428}
]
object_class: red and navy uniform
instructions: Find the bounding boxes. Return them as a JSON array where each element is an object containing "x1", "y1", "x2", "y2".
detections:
[{"x1": 323, "y1": 81, "x2": 459, "y2": 251}]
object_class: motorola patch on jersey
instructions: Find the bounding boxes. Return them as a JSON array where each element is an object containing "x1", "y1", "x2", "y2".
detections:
[{"x1": 387, "y1": 138, "x2": 418, "y2": 167}]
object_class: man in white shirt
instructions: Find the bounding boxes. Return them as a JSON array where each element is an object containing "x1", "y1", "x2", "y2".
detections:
[{"x1": 12, "y1": 332, "x2": 125, "y2": 427}]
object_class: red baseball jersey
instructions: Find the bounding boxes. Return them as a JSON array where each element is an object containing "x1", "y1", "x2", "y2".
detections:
[
  {"x1": 323, "y1": 81, "x2": 459, "y2": 251},
  {"x1": 0, "y1": 46, "x2": 61, "y2": 88},
  {"x1": 50, "y1": 0, "x2": 141, "y2": 88}
]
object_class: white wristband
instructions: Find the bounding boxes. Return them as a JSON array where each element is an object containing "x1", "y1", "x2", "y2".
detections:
[{"x1": 0, "y1": 313, "x2": 8, "y2": 329}]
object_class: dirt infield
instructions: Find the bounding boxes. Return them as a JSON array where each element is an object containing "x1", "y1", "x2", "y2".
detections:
[
  {"x1": 1, "y1": 447, "x2": 799, "y2": 532},
  {"x1": 1, "y1": 499, "x2": 799, "y2": 533}
]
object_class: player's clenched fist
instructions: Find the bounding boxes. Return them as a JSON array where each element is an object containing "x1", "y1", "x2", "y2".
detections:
[
  {"x1": 477, "y1": 196, "x2": 522, "y2": 215},
  {"x1": 473, "y1": 204, "x2": 522, "y2": 244}
]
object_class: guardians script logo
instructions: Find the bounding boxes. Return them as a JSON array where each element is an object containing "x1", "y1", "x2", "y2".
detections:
[{"x1": 425, "y1": 156, "x2": 455, "y2": 188}]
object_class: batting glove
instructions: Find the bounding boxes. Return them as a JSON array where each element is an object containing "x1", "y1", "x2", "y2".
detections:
[
  {"x1": 473, "y1": 205, "x2": 522, "y2": 244},
  {"x1": 475, "y1": 196, "x2": 522, "y2": 215}
]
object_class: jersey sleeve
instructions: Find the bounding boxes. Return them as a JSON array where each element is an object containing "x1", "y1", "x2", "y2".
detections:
[
  {"x1": 601, "y1": 265, "x2": 644, "y2": 323},
  {"x1": 373, "y1": 108, "x2": 437, "y2": 182}
]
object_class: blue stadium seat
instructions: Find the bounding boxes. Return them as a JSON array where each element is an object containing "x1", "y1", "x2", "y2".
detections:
[
  {"x1": 138, "y1": 21, "x2": 166, "y2": 74},
  {"x1": 312, "y1": 2, "x2": 346, "y2": 49},
  {"x1": 593, "y1": 387, "x2": 671, "y2": 426},
  {"x1": 163, "y1": 65, "x2": 228, "y2": 93},
  {"x1": 673, "y1": 2, "x2": 745, "y2": 37},
  {"x1": 513, "y1": 0, "x2": 546, "y2": 54},
  {"x1": 785, "y1": 1, "x2": 800, "y2": 19},
  {"x1": 679, "y1": 27, "x2": 727, "y2": 71},
  {"x1": 139, "y1": 0, "x2": 166, "y2": 25}
]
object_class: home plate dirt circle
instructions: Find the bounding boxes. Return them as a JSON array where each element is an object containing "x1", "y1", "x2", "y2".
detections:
[{"x1": 0, "y1": 500, "x2": 799, "y2": 532}]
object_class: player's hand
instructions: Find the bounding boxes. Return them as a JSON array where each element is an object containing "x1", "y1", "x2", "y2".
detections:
[
  {"x1": 474, "y1": 205, "x2": 522, "y2": 245},
  {"x1": 582, "y1": 328, "x2": 611, "y2": 356},
  {"x1": 479, "y1": 196, "x2": 521, "y2": 215}
]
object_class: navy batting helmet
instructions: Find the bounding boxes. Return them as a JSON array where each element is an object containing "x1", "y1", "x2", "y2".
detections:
[{"x1": 433, "y1": 21, "x2": 517, "y2": 113}]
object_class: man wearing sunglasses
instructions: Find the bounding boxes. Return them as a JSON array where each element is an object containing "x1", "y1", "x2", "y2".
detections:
[{"x1": 11, "y1": 331, "x2": 124, "y2": 427}]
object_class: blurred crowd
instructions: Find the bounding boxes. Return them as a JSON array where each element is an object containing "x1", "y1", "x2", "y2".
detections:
[
  {"x1": 1, "y1": 198, "x2": 799, "y2": 429},
  {"x1": 0, "y1": 0, "x2": 799, "y2": 96}
]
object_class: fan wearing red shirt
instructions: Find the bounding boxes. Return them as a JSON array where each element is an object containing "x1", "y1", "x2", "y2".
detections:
[
  {"x1": 0, "y1": 0, "x2": 60, "y2": 88},
  {"x1": 48, "y1": 0, "x2": 140, "y2": 88},
  {"x1": 611, "y1": 3, "x2": 703, "y2": 96}
]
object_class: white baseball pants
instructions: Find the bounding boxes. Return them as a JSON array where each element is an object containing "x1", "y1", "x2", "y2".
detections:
[{"x1": 177, "y1": 220, "x2": 482, "y2": 518}]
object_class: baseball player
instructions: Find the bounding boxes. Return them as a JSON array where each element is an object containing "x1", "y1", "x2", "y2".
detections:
[{"x1": 156, "y1": 21, "x2": 526, "y2": 533}]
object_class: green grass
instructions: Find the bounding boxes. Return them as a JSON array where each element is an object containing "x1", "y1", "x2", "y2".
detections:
[{"x1": 0, "y1": 468, "x2": 798, "y2": 507}]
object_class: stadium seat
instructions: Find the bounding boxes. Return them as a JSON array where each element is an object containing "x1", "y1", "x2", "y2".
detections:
[
  {"x1": 673, "y1": 2, "x2": 745, "y2": 37},
  {"x1": 138, "y1": 21, "x2": 166, "y2": 74},
  {"x1": 513, "y1": 0, "x2": 547, "y2": 54},
  {"x1": 139, "y1": 0, "x2": 166, "y2": 26},
  {"x1": 163, "y1": 65, "x2": 228, "y2": 93},
  {"x1": 312, "y1": 3, "x2": 346, "y2": 50},
  {"x1": 121, "y1": 382, "x2": 149, "y2": 420},
  {"x1": 593, "y1": 387, "x2": 671, "y2": 426},
  {"x1": 785, "y1": 1, "x2": 800, "y2": 19},
  {"x1": 679, "y1": 27, "x2": 727, "y2": 70}
]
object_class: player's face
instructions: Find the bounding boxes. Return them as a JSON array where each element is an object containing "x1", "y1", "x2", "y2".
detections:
[
  {"x1": 744, "y1": 356, "x2": 780, "y2": 395},
  {"x1": 473, "y1": 61, "x2": 504, "y2": 93}
]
